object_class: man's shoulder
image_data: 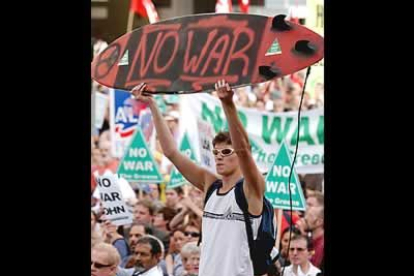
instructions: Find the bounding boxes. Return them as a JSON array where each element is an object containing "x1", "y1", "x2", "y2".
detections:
[
  {"x1": 314, "y1": 234, "x2": 324, "y2": 242},
  {"x1": 143, "y1": 266, "x2": 163, "y2": 276},
  {"x1": 281, "y1": 265, "x2": 294, "y2": 276},
  {"x1": 308, "y1": 263, "x2": 321, "y2": 275},
  {"x1": 283, "y1": 265, "x2": 293, "y2": 271}
]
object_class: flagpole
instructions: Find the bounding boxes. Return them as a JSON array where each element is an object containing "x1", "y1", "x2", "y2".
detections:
[
  {"x1": 138, "y1": 183, "x2": 144, "y2": 200},
  {"x1": 127, "y1": 10, "x2": 134, "y2": 33},
  {"x1": 275, "y1": 209, "x2": 283, "y2": 250}
]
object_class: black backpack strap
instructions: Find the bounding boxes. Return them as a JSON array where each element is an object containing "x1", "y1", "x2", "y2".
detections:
[
  {"x1": 234, "y1": 179, "x2": 255, "y2": 262},
  {"x1": 197, "y1": 179, "x2": 222, "y2": 246},
  {"x1": 271, "y1": 251, "x2": 280, "y2": 263},
  {"x1": 132, "y1": 268, "x2": 149, "y2": 276},
  {"x1": 204, "y1": 179, "x2": 222, "y2": 206}
]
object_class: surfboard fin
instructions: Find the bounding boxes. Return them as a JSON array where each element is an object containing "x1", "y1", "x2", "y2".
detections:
[
  {"x1": 293, "y1": 40, "x2": 316, "y2": 56},
  {"x1": 272, "y1": 15, "x2": 292, "y2": 31},
  {"x1": 259, "y1": 66, "x2": 280, "y2": 80}
]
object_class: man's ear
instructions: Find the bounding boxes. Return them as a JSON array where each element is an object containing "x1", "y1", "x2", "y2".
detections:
[
  {"x1": 155, "y1": 252, "x2": 162, "y2": 261},
  {"x1": 316, "y1": 217, "x2": 324, "y2": 228},
  {"x1": 309, "y1": 249, "x2": 315, "y2": 257},
  {"x1": 111, "y1": 264, "x2": 118, "y2": 273}
]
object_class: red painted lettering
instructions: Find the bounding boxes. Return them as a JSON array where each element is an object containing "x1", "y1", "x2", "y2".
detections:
[
  {"x1": 154, "y1": 31, "x2": 179, "y2": 74},
  {"x1": 126, "y1": 32, "x2": 163, "y2": 83},
  {"x1": 200, "y1": 34, "x2": 230, "y2": 76},
  {"x1": 183, "y1": 30, "x2": 218, "y2": 74},
  {"x1": 222, "y1": 28, "x2": 255, "y2": 76}
]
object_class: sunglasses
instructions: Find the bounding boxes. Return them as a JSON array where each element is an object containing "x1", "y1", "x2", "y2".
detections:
[
  {"x1": 212, "y1": 148, "x2": 235, "y2": 156},
  {"x1": 184, "y1": 231, "x2": 201, "y2": 238},
  {"x1": 289, "y1": 247, "x2": 307, "y2": 252},
  {"x1": 91, "y1": 261, "x2": 113, "y2": 269}
]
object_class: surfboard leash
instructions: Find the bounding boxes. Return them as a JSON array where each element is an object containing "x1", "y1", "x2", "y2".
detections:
[{"x1": 281, "y1": 65, "x2": 311, "y2": 276}]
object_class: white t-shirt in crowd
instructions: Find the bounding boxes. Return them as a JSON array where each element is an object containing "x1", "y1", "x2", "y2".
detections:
[{"x1": 282, "y1": 263, "x2": 321, "y2": 276}]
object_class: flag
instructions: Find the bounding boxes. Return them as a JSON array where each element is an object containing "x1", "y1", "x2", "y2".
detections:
[
  {"x1": 288, "y1": 6, "x2": 300, "y2": 24},
  {"x1": 238, "y1": 0, "x2": 249, "y2": 13},
  {"x1": 215, "y1": 0, "x2": 232, "y2": 13},
  {"x1": 130, "y1": 0, "x2": 159, "y2": 24}
]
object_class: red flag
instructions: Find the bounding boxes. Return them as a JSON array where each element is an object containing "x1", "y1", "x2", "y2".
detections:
[
  {"x1": 238, "y1": 0, "x2": 249, "y2": 13},
  {"x1": 215, "y1": 0, "x2": 232, "y2": 13},
  {"x1": 287, "y1": 5, "x2": 301, "y2": 24},
  {"x1": 130, "y1": 0, "x2": 146, "y2": 17},
  {"x1": 130, "y1": 0, "x2": 159, "y2": 23},
  {"x1": 289, "y1": 16, "x2": 300, "y2": 24}
]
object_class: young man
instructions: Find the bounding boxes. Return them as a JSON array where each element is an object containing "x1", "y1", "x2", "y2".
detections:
[{"x1": 132, "y1": 80, "x2": 265, "y2": 276}]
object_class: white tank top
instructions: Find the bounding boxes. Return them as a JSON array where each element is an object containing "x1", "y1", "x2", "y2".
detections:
[{"x1": 199, "y1": 184, "x2": 262, "y2": 276}]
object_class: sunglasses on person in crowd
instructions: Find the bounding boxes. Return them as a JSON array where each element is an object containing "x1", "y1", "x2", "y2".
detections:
[
  {"x1": 184, "y1": 231, "x2": 201, "y2": 238},
  {"x1": 91, "y1": 261, "x2": 113, "y2": 269},
  {"x1": 289, "y1": 247, "x2": 307, "y2": 252},
  {"x1": 212, "y1": 148, "x2": 235, "y2": 157}
]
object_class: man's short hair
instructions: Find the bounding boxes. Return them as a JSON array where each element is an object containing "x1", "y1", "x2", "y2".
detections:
[
  {"x1": 166, "y1": 186, "x2": 184, "y2": 196},
  {"x1": 212, "y1": 131, "x2": 251, "y2": 150},
  {"x1": 307, "y1": 191, "x2": 324, "y2": 208},
  {"x1": 136, "y1": 235, "x2": 163, "y2": 256},
  {"x1": 92, "y1": 243, "x2": 121, "y2": 266},
  {"x1": 304, "y1": 174, "x2": 323, "y2": 191},
  {"x1": 157, "y1": 207, "x2": 177, "y2": 222},
  {"x1": 290, "y1": 235, "x2": 313, "y2": 251},
  {"x1": 136, "y1": 199, "x2": 156, "y2": 216},
  {"x1": 281, "y1": 225, "x2": 301, "y2": 237},
  {"x1": 212, "y1": 131, "x2": 232, "y2": 147}
]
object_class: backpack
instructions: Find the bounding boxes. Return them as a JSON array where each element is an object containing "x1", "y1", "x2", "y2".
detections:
[{"x1": 199, "y1": 178, "x2": 276, "y2": 275}]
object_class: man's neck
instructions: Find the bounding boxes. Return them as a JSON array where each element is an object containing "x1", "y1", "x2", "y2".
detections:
[
  {"x1": 293, "y1": 262, "x2": 311, "y2": 275},
  {"x1": 312, "y1": 227, "x2": 324, "y2": 239},
  {"x1": 221, "y1": 173, "x2": 243, "y2": 190},
  {"x1": 300, "y1": 261, "x2": 311, "y2": 274}
]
